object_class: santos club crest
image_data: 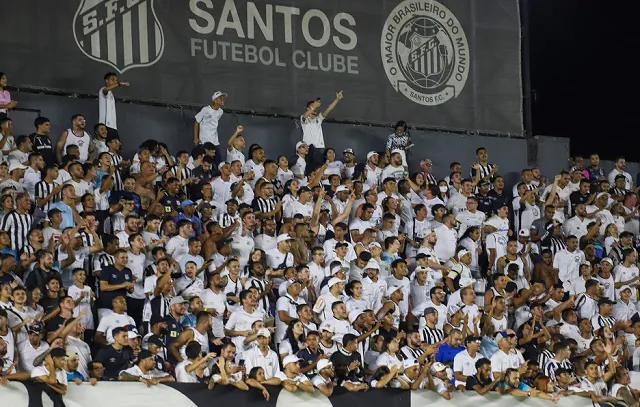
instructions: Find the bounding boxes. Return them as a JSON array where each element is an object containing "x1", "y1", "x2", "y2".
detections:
[
  {"x1": 381, "y1": 0, "x2": 470, "y2": 106},
  {"x1": 73, "y1": 0, "x2": 165, "y2": 73}
]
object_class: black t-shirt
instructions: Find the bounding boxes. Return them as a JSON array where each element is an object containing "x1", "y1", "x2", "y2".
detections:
[
  {"x1": 160, "y1": 193, "x2": 183, "y2": 215},
  {"x1": 29, "y1": 133, "x2": 54, "y2": 166},
  {"x1": 488, "y1": 190, "x2": 510, "y2": 212},
  {"x1": 40, "y1": 296, "x2": 61, "y2": 315},
  {"x1": 330, "y1": 349, "x2": 363, "y2": 383},
  {"x1": 95, "y1": 345, "x2": 134, "y2": 381},
  {"x1": 45, "y1": 315, "x2": 67, "y2": 334},
  {"x1": 163, "y1": 315, "x2": 183, "y2": 363},
  {"x1": 98, "y1": 265, "x2": 134, "y2": 309},
  {"x1": 297, "y1": 348, "x2": 324, "y2": 377},
  {"x1": 466, "y1": 374, "x2": 492, "y2": 391}
]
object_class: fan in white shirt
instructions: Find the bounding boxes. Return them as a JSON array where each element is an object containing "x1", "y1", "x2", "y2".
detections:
[{"x1": 194, "y1": 92, "x2": 226, "y2": 146}]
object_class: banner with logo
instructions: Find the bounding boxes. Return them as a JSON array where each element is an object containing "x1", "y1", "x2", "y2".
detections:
[{"x1": 0, "y1": 0, "x2": 522, "y2": 133}]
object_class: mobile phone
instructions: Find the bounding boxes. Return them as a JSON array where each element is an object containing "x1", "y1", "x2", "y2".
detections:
[{"x1": 239, "y1": 359, "x2": 245, "y2": 366}]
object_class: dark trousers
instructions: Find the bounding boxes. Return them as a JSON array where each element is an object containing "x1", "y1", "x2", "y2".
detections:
[
  {"x1": 305, "y1": 145, "x2": 325, "y2": 176},
  {"x1": 126, "y1": 297, "x2": 145, "y2": 329},
  {"x1": 25, "y1": 381, "x2": 66, "y2": 407}
]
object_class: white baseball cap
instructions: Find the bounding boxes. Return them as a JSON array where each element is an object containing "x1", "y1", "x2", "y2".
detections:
[
  {"x1": 457, "y1": 249, "x2": 471, "y2": 259},
  {"x1": 277, "y1": 234, "x2": 294, "y2": 244},
  {"x1": 365, "y1": 260, "x2": 380, "y2": 270},
  {"x1": 335, "y1": 185, "x2": 349, "y2": 193},
  {"x1": 8, "y1": 163, "x2": 27, "y2": 172},
  {"x1": 349, "y1": 309, "x2": 365, "y2": 323},
  {"x1": 366, "y1": 151, "x2": 378, "y2": 160},
  {"x1": 282, "y1": 355, "x2": 301, "y2": 366},
  {"x1": 386, "y1": 285, "x2": 403, "y2": 297},
  {"x1": 327, "y1": 277, "x2": 344, "y2": 288},
  {"x1": 519, "y1": 229, "x2": 530, "y2": 237},
  {"x1": 403, "y1": 359, "x2": 419, "y2": 370},
  {"x1": 430, "y1": 362, "x2": 447, "y2": 374},
  {"x1": 256, "y1": 328, "x2": 271, "y2": 338},
  {"x1": 212, "y1": 91, "x2": 227, "y2": 100},
  {"x1": 390, "y1": 149, "x2": 403, "y2": 155},
  {"x1": 317, "y1": 359, "x2": 333, "y2": 371},
  {"x1": 295, "y1": 141, "x2": 308, "y2": 150}
]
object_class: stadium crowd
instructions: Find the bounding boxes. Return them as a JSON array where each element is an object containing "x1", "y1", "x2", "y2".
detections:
[{"x1": 0, "y1": 71, "x2": 640, "y2": 407}]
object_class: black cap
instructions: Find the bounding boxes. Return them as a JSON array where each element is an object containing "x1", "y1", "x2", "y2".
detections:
[
  {"x1": 136, "y1": 350, "x2": 155, "y2": 363},
  {"x1": 150, "y1": 315, "x2": 165, "y2": 326},
  {"x1": 598, "y1": 297, "x2": 616, "y2": 306},
  {"x1": 147, "y1": 335, "x2": 165, "y2": 348},
  {"x1": 478, "y1": 180, "x2": 490, "y2": 187},
  {"x1": 555, "y1": 367, "x2": 571, "y2": 376},
  {"x1": 27, "y1": 322, "x2": 44, "y2": 334},
  {"x1": 50, "y1": 348, "x2": 67, "y2": 358},
  {"x1": 335, "y1": 242, "x2": 348, "y2": 249}
]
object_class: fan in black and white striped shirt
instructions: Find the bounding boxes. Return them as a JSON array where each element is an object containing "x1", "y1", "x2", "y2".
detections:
[
  {"x1": 171, "y1": 151, "x2": 193, "y2": 197},
  {"x1": 106, "y1": 136, "x2": 124, "y2": 191},
  {"x1": 471, "y1": 148, "x2": 497, "y2": 184},
  {"x1": 400, "y1": 331, "x2": 426, "y2": 360},
  {"x1": 591, "y1": 299, "x2": 618, "y2": 332},
  {"x1": 420, "y1": 307, "x2": 445, "y2": 344},
  {"x1": 35, "y1": 165, "x2": 60, "y2": 213},
  {"x1": 252, "y1": 182, "x2": 280, "y2": 221},
  {"x1": 542, "y1": 342, "x2": 572, "y2": 381},
  {"x1": 1, "y1": 193, "x2": 33, "y2": 252}
]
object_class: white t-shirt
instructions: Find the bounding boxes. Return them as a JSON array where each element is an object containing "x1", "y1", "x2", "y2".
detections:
[
  {"x1": 199, "y1": 288, "x2": 227, "y2": 338},
  {"x1": 195, "y1": 105, "x2": 224, "y2": 145},
  {"x1": 175, "y1": 360, "x2": 209, "y2": 383},
  {"x1": 96, "y1": 312, "x2": 136, "y2": 344},
  {"x1": 31, "y1": 365, "x2": 68, "y2": 386},
  {"x1": 98, "y1": 88, "x2": 117, "y2": 129},
  {"x1": 301, "y1": 113, "x2": 325, "y2": 148},
  {"x1": 68, "y1": 284, "x2": 95, "y2": 329}
]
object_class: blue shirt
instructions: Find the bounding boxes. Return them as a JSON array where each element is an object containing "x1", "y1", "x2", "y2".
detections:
[
  {"x1": 180, "y1": 313, "x2": 196, "y2": 328},
  {"x1": 435, "y1": 343, "x2": 464, "y2": 364},
  {"x1": 480, "y1": 335, "x2": 499, "y2": 359},
  {"x1": 66, "y1": 370, "x2": 85, "y2": 382},
  {"x1": 50, "y1": 201, "x2": 76, "y2": 229}
]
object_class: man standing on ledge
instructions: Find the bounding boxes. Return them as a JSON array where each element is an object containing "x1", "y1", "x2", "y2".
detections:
[
  {"x1": 99, "y1": 72, "x2": 130, "y2": 138},
  {"x1": 194, "y1": 91, "x2": 227, "y2": 165},
  {"x1": 301, "y1": 91, "x2": 344, "y2": 175}
]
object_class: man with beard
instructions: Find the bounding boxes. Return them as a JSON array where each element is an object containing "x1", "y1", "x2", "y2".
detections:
[
  {"x1": 381, "y1": 150, "x2": 405, "y2": 182},
  {"x1": 56, "y1": 114, "x2": 91, "y2": 164},
  {"x1": 342, "y1": 149, "x2": 356, "y2": 179}
]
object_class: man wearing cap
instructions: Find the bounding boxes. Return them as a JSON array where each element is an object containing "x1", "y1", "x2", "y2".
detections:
[
  {"x1": 173, "y1": 200, "x2": 202, "y2": 235},
  {"x1": 420, "y1": 307, "x2": 445, "y2": 345},
  {"x1": 453, "y1": 335, "x2": 483, "y2": 390},
  {"x1": 291, "y1": 141, "x2": 309, "y2": 181},
  {"x1": 277, "y1": 354, "x2": 314, "y2": 393},
  {"x1": 314, "y1": 276, "x2": 344, "y2": 322},
  {"x1": 244, "y1": 328, "x2": 280, "y2": 379},
  {"x1": 311, "y1": 359, "x2": 337, "y2": 396},
  {"x1": 275, "y1": 275, "x2": 306, "y2": 344},
  {"x1": 118, "y1": 349, "x2": 175, "y2": 385},
  {"x1": 19, "y1": 322, "x2": 49, "y2": 373},
  {"x1": 194, "y1": 91, "x2": 226, "y2": 160},
  {"x1": 362, "y1": 151, "x2": 381, "y2": 189},
  {"x1": 0, "y1": 162, "x2": 28, "y2": 193},
  {"x1": 490, "y1": 331, "x2": 522, "y2": 376},
  {"x1": 266, "y1": 234, "x2": 295, "y2": 289},
  {"x1": 429, "y1": 362, "x2": 454, "y2": 399},
  {"x1": 614, "y1": 285, "x2": 638, "y2": 322},
  {"x1": 361, "y1": 260, "x2": 386, "y2": 312},
  {"x1": 592, "y1": 296, "x2": 629, "y2": 333},
  {"x1": 341, "y1": 149, "x2": 356, "y2": 179},
  {"x1": 29, "y1": 347, "x2": 68, "y2": 405}
]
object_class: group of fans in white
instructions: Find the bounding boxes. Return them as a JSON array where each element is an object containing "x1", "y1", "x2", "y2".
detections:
[{"x1": 0, "y1": 71, "x2": 640, "y2": 407}]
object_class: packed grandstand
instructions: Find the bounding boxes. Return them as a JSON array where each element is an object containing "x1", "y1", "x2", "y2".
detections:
[{"x1": 0, "y1": 70, "x2": 639, "y2": 407}]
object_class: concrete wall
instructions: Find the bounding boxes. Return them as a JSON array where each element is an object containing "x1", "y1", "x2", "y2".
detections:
[{"x1": 10, "y1": 92, "x2": 571, "y2": 190}]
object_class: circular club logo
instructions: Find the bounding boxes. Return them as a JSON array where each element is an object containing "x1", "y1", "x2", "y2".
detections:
[{"x1": 381, "y1": 0, "x2": 470, "y2": 106}]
